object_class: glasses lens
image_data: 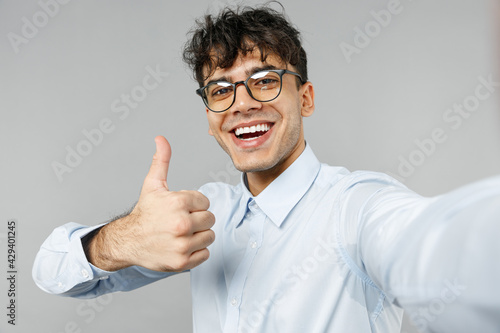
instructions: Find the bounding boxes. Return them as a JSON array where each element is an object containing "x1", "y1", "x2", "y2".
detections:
[
  {"x1": 202, "y1": 71, "x2": 283, "y2": 112},
  {"x1": 204, "y1": 82, "x2": 234, "y2": 112},
  {"x1": 248, "y1": 71, "x2": 281, "y2": 102}
]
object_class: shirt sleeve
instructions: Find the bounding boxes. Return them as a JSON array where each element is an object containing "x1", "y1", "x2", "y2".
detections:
[
  {"x1": 32, "y1": 222, "x2": 177, "y2": 299},
  {"x1": 337, "y1": 172, "x2": 500, "y2": 333}
]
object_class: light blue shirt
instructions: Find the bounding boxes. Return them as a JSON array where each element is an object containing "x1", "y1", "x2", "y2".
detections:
[{"x1": 33, "y1": 144, "x2": 500, "y2": 333}]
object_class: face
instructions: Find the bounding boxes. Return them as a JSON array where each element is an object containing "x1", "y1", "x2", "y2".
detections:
[{"x1": 203, "y1": 51, "x2": 315, "y2": 175}]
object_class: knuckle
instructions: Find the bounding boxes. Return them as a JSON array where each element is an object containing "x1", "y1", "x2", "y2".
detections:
[
  {"x1": 199, "y1": 248, "x2": 210, "y2": 263},
  {"x1": 191, "y1": 191, "x2": 210, "y2": 208},
  {"x1": 176, "y1": 238, "x2": 191, "y2": 254},
  {"x1": 173, "y1": 255, "x2": 191, "y2": 270},
  {"x1": 172, "y1": 216, "x2": 191, "y2": 236},
  {"x1": 199, "y1": 194, "x2": 210, "y2": 209},
  {"x1": 169, "y1": 193, "x2": 188, "y2": 209}
]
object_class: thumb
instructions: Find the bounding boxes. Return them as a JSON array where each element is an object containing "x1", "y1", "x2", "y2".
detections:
[{"x1": 144, "y1": 135, "x2": 171, "y2": 191}]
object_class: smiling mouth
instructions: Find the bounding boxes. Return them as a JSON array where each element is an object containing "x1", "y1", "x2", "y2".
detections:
[{"x1": 233, "y1": 123, "x2": 273, "y2": 141}]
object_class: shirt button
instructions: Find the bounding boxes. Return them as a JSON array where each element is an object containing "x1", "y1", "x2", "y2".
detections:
[
  {"x1": 250, "y1": 241, "x2": 257, "y2": 249},
  {"x1": 230, "y1": 297, "x2": 238, "y2": 307},
  {"x1": 57, "y1": 282, "x2": 64, "y2": 288},
  {"x1": 81, "y1": 269, "x2": 89, "y2": 278}
]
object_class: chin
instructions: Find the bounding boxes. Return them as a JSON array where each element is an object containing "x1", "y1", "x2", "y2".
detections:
[
  {"x1": 232, "y1": 161, "x2": 268, "y2": 173},
  {"x1": 231, "y1": 156, "x2": 279, "y2": 173}
]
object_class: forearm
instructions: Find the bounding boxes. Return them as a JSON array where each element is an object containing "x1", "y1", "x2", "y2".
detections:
[
  {"x1": 394, "y1": 194, "x2": 500, "y2": 332},
  {"x1": 32, "y1": 222, "x2": 174, "y2": 298}
]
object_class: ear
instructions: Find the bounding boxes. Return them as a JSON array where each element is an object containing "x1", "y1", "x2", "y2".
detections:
[
  {"x1": 299, "y1": 82, "x2": 315, "y2": 117},
  {"x1": 206, "y1": 108, "x2": 214, "y2": 136}
]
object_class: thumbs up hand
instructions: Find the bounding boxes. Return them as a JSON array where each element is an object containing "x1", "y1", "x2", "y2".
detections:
[{"x1": 83, "y1": 136, "x2": 215, "y2": 273}]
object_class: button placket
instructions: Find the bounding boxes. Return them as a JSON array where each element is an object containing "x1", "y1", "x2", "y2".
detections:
[{"x1": 223, "y1": 199, "x2": 265, "y2": 332}]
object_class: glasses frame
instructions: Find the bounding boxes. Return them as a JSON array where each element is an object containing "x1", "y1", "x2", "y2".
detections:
[{"x1": 196, "y1": 69, "x2": 305, "y2": 113}]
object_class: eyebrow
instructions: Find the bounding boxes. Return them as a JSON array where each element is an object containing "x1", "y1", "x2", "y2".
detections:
[{"x1": 205, "y1": 64, "x2": 280, "y2": 86}]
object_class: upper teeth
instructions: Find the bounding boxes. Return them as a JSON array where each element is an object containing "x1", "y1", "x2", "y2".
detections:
[{"x1": 235, "y1": 123, "x2": 270, "y2": 136}]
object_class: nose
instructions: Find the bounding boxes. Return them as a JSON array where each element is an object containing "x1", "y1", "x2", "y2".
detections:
[{"x1": 230, "y1": 82, "x2": 262, "y2": 114}]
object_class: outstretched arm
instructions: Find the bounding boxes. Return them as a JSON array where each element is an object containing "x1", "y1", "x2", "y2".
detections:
[{"x1": 338, "y1": 173, "x2": 500, "y2": 332}]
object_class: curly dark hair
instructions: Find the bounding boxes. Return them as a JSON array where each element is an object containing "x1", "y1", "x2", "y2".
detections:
[{"x1": 182, "y1": 2, "x2": 308, "y2": 87}]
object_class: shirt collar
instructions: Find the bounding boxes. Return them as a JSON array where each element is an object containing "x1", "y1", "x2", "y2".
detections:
[{"x1": 237, "y1": 143, "x2": 321, "y2": 228}]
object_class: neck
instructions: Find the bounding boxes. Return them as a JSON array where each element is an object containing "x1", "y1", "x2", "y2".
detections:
[{"x1": 246, "y1": 140, "x2": 306, "y2": 196}]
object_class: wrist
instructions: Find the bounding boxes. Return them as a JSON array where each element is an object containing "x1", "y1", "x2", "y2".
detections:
[{"x1": 83, "y1": 215, "x2": 135, "y2": 271}]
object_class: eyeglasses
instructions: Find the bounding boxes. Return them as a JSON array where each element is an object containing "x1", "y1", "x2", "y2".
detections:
[{"x1": 196, "y1": 69, "x2": 305, "y2": 113}]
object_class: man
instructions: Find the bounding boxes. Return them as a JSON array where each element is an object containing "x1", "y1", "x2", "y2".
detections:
[{"x1": 33, "y1": 4, "x2": 500, "y2": 333}]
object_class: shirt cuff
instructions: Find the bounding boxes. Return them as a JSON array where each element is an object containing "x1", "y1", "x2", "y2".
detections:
[{"x1": 50, "y1": 223, "x2": 114, "y2": 293}]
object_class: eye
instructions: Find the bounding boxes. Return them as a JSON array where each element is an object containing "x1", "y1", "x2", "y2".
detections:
[
  {"x1": 253, "y1": 77, "x2": 280, "y2": 91},
  {"x1": 208, "y1": 82, "x2": 233, "y2": 98},
  {"x1": 256, "y1": 78, "x2": 278, "y2": 85},
  {"x1": 250, "y1": 71, "x2": 280, "y2": 88},
  {"x1": 212, "y1": 87, "x2": 231, "y2": 96}
]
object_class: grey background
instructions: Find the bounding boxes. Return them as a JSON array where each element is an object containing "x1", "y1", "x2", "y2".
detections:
[{"x1": 1, "y1": 0, "x2": 499, "y2": 332}]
